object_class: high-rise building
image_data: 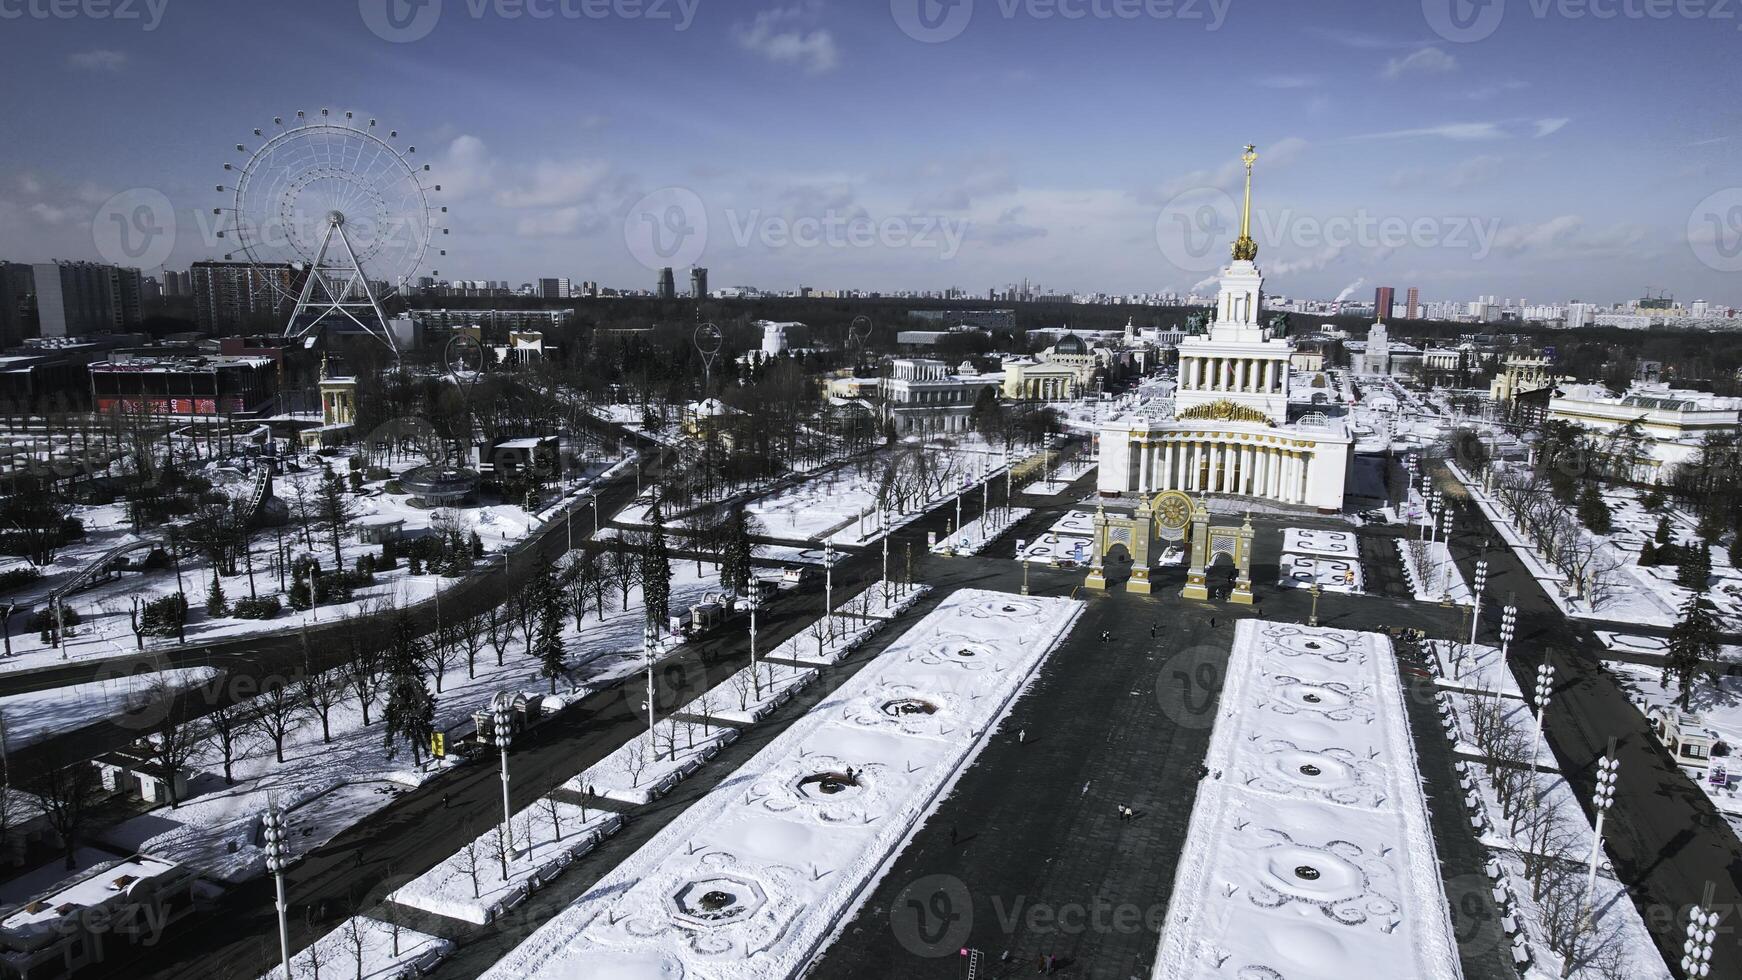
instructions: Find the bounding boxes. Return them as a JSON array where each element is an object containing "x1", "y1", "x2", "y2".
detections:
[
  {"x1": 162, "y1": 269, "x2": 193, "y2": 298},
  {"x1": 29, "y1": 261, "x2": 142, "y2": 338},
  {"x1": 0, "y1": 261, "x2": 37, "y2": 348},
  {"x1": 537, "y1": 277, "x2": 572, "y2": 299},
  {"x1": 191, "y1": 260, "x2": 294, "y2": 333},
  {"x1": 690, "y1": 266, "x2": 708, "y2": 299},
  {"x1": 657, "y1": 267, "x2": 676, "y2": 300},
  {"x1": 1405, "y1": 287, "x2": 1419, "y2": 320},
  {"x1": 1373, "y1": 286, "x2": 1394, "y2": 323}
]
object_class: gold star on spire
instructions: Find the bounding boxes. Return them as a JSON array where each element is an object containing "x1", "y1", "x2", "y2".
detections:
[{"x1": 1232, "y1": 144, "x2": 1258, "y2": 261}]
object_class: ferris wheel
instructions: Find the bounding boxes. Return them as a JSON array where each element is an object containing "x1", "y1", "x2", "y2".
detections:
[{"x1": 216, "y1": 109, "x2": 445, "y2": 353}]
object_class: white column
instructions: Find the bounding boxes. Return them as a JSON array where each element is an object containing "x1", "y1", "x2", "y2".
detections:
[
  {"x1": 1138, "y1": 440, "x2": 1152, "y2": 490},
  {"x1": 1162, "y1": 442, "x2": 1174, "y2": 490},
  {"x1": 1291, "y1": 453, "x2": 1303, "y2": 504},
  {"x1": 1260, "y1": 361, "x2": 1271, "y2": 393},
  {"x1": 1298, "y1": 449, "x2": 1312, "y2": 506}
]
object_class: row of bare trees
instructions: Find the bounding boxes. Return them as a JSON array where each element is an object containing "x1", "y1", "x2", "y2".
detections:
[{"x1": 1490, "y1": 466, "x2": 1624, "y2": 607}]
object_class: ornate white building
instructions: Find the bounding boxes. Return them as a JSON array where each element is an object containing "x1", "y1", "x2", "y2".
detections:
[{"x1": 1097, "y1": 146, "x2": 1353, "y2": 512}]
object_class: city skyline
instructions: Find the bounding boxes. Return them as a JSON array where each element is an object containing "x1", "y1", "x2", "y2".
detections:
[{"x1": 3, "y1": 0, "x2": 1741, "y2": 305}]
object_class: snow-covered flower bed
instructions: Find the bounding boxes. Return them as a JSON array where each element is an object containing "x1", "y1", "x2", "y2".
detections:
[
  {"x1": 259, "y1": 915, "x2": 451, "y2": 980},
  {"x1": 566, "y1": 720, "x2": 740, "y2": 806},
  {"x1": 1424, "y1": 638, "x2": 1522, "y2": 699},
  {"x1": 705, "y1": 661, "x2": 818, "y2": 725},
  {"x1": 1283, "y1": 527, "x2": 1359, "y2": 559},
  {"x1": 859, "y1": 582, "x2": 931, "y2": 620},
  {"x1": 1154, "y1": 621, "x2": 1460, "y2": 980},
  {"x1": 768, "y1": 612, "x2": 886, "y2": 667},
  {"x1": 1015, "y1": 509, "x2": 1096, "y2": 565},
  {"x1": 1277, "y1": 553, "x2": 1363, "y2": 594},
  {"x1": 930, "y1": 508, "x2": 1032, "y2": 557},
  {"x1": 1395, "y1": 537, "x2": 1473, "y2": 604},
  {"x1": 389, "y1": 801, "x2": 624, "y2": 925},
  {"x1": 480, "y1": 589, "x2": 1084, "y2": 980}
]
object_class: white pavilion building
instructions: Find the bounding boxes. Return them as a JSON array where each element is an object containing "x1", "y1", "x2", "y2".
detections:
[{"x1": 1097, "y1": 146, "x2": 1353, "y2": 512}]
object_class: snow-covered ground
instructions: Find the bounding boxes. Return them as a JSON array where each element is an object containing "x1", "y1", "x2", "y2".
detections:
[
  {"x1": 930, "y1": 508, "x2": 1031, "y2": 557},
  {"x1": 1153, "y1": 621, "x2": 1461, "y2": 980},
  {"x1": 567, "y1": 720, "x2": 740, "y2": 807},
  {"x1": 259, "y1": 915, "x2": 452, "y2": 980},
  {"x1": 1021, "y1": 456, "x2": 1095, "y2": 496},
  {"x1": 100, "y1": 561, "x2": 730, "y2": 885},
  {"x1": 1426, "y1": 638, "x2": 1523, "y2": 700},
  {"x1": 1277, "y1": 553, "x2": 1363, "y2": 594},
  {"x1": 0, "y1": 667, "x2": 217, "y2": 748},
  {"x1": 1015, "y1": 509, "x2": 1096, "y2": 566},
  {"x1": 1595, "y1": 631, "x2": 1742, "y2": 663},
  {"x1": 1396, "y1": 538, "x2": 1473, "y2": 604},
  {"x1": 389, "y1": 801, "x2": 624, "y2": 925},
  {"x1": 1283, "y1": 527, "x2": 1359, "y2": 560},
  {"x1": 480, "y1": 589, "x2": 1084, "y2": 980}
]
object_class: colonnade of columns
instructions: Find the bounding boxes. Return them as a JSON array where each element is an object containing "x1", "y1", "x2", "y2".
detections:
[
  {"x1": 1131, "y1": 437, "x2": 1311, "y2": 505},
  {"x1": 1179, "y1": 355, "x2": 1286, "y2": 395}
]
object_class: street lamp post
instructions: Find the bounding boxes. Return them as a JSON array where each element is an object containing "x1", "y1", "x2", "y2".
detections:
[
  {"x1": 1437, "y1": 511, "x2": 1455, "y2": 598},
  {"x1": 1530, "y1": 662, "x2": 1555, "y2": 768},
  {"x1": 590, "y1": 491, "x2": 599, "y2": 537},
  {"x1": 882, "y1": 535, "x2": 889, "y2": 586},
  {"x1": 823, "y1": 541, "x2": 837, "y2": 636},
  {"x1": 641, "y1": 623, "x2": 659, "y2": 764},
  {"x1": 1500, "y1": 605, "x2": 1517, "y2": 659},
  {"x1": 492, "y1": 701, "x2": 515, "y2": 854},
  {"x1": 747, "y1": 594, "x2": 762, "y2": 698},
  {"x1": 1581, "y1": 753, "x2": 1620, "y2": 930},
  {"x1": 1683, "y1": 905, "x2": 1718, "y2": 978},
  {"x1": 1309, "y1": 582, "x2": 1323, "y2": 627},
  {"x1": 1021, "y1": 557, "x2": 1031, "y2": 596},
  {"x1": 263, "y1": 802, "x2": 291, "y2": 980},
  {"x1": 1469, "y1": 560, "x2": 1489, "y2": 646}
]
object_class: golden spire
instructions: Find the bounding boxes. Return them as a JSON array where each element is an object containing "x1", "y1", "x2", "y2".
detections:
[{"x1": 1232, "y1": 144, "x2": 1258, "y2": 261}]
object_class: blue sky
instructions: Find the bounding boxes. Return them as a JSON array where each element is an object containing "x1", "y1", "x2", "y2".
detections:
[{"x1": 3, "y1": 0, "x2": 1741, "y2": 305}]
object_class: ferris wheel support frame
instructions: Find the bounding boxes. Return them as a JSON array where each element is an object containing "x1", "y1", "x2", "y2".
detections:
[{"x1": 283, "y1": 211, "x2": 399, "y2": 355}]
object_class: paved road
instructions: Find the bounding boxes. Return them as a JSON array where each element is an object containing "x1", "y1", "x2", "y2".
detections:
[{"x1": 1441, "y1": 479, "x2": 1742, "y2": 975}]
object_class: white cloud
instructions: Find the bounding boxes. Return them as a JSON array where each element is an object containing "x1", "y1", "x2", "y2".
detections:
[
  {"x1": 494, "y1": 159, "x2": 613, "y2": 209},
  {"x1": 1534, "y1": 117, "x2": 1571, "y2": 138},
  {"x1": 68, "y1": 49, "x2": 127, "y2": 71},
  {"x1": 1349, "y1": 122, "x2": 1507, "y2": 142},
  {"x1": 1141, "y1": 137, "x2": 1309, "y2": 203},
  {"x1": 438, "y1": 135, "x2": 496, "y2": 201},
  {"x1": 735, "y1": 4, "x2": 839, "y2": 75},
  {"x1": 1383, "y1": 47, "x2": 1457, "y2": 80}
]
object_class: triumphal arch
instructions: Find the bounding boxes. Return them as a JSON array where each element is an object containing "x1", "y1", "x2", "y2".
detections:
[{"x1": 1083, "y1": 489, "x2": 1254, "y2": 604}]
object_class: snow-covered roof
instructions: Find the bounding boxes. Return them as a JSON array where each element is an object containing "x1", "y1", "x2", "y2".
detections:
[{"x1": 0, "y1": 856, "x2": 184, "y2": 933}]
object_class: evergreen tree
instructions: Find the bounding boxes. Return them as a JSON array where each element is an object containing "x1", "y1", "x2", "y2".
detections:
[
  {"x1": 205, "y1": 573, "x2": 228, "y2": 617},
  {"x1": 1655, "y1": 515, "x2": 1674, "y2": 546},
  {"x1": 1576, "y1": 483, "x2": 1612, "y2": 535},
  {"x1": 535, "y1": 585, "x2": 566, "y2": 694},
  {"x1": 1729, "y1": 532, "x2": 1742, "y2": 572},
  {"x1": 381, "y1": 613, "x2": 435, "y2": 765},
  {"x1": 1665, "y1": 593, "x2": 1721, "y2": 710},
  {"x1": 721, "y1": 508, "x2": 757, "y2": 597},
  {"x1": 1679, "y1": 539, "x2": 1712, "y2": 592},
  {"x1": 1642, "y1": 484, "x2": 1666, "y2": 511},
  {"x1": 642, "y1": 493, "x2": 673, "y2": 628},
  {"x1": 1639, "y1": 539, "x2": 1658, "y2": 567}
]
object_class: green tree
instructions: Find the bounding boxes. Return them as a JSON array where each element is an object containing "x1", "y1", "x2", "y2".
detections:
[
  {"x1": 642, "y1": 493, "x2": 673, "y2": 628},
  {"x1": 381, "y1": 612, "x2": 434, "y2": 765},
  {"x1": 720, "y1": 507, "x2": 759, "y2": 597},
  {"x1": 1576, "y1": 483, "x2": 1612, "y2": 535},
  {"x1": 1642, "y1": 484, "x2": 1666, "y2": 511},
  {"x1": 532, "y1": 559, "x2": 566, "y2": 692},
  {"x1": 1655, "y1": 515, "x2": 1674, "y2": 546},
  {"x1": 205, "y1": 573, "x2": 227, "y2": 618},
  {"x1": 1679, "y1": 539, "x2": 1712, "y2": 592},
  {"x1": 1664, "y1": 593, "x2": 1721, "y2": 711}
]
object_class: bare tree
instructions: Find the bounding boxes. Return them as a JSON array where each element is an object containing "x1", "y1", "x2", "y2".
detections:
[
  {"x1": 730, "y1": 666, "x2": 755, "y2": 711},
  {"x1": 621, "y1": 741, "x2": 650, "y2": 788},
  {"x1": 606, "y1": 539, "x2": 641, "y2": 606},
  {"x1": 28, "y1": 753, "x2": 100, "y2": 870},
  {"x1": 454, "y1": 614, "x2": 486, "y2": 680},
  {"x1": 491, "y1": 823, "x2": 512, "y2": 879},
  {"x1": 540, "y1": 781, "x2": 566, "y2": 843},
  {"x1": 486, "y1": 605, "x2": 513, "y2": 668},
  {"x1": 343, "y1": 639, "x2": 383, "y2": 727},
  {"x1": 342, "y1": 915, "x2": 367, "y2": 980},
  {"x1": 424, "y1": 623, "x2": 457, "y2": 694},
  {"x1": 301, "y1": 665, "x2": 347, "y2": 745},
  {"x1": 656, "y1": 720, "x2": 680, "y2": 762},
  {"x1": 141, "y1": 676, "x2": 200, "y2": 808},
  {"x1": 694, "y1": 688, "x2": 719, "y2": 736},
  {"x1": 456, "y1": 832, "x2": 484, "y2": 898},
  {"x1": 248, "y1": 680, "x2": 306, "y2": 764},
  {"x1": 201, "y1": 701, "x2": 253, "y2": 785}
]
